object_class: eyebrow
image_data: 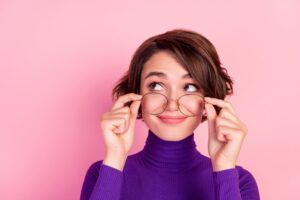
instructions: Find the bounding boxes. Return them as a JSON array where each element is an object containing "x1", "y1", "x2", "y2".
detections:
[{"x1": 144, "y1": 71, "x2": 192, "y2": 80}]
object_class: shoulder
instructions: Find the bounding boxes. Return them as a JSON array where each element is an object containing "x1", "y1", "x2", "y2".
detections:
[
  {"x1": 235, "y1": 165, "x2": 259, "y2": 188},
  {"x1": 88, "y1": 160, "x2": 103, "y2": 169},
  {"x1": 85, "y1": 151, "x2": 141, "y2": 172},
  {"x1": 199, "y1": 153, "x2": 258, "y2": 182},
  {"x1": 85, "y1": 160, "x2": 103, "y2": 177},
  {"x1": 85, "y1": 153, "x2": 140, "y2": 175},
  {"x1": 236, "y1": 165, "x2": 256, "y2": 179},
  {"x1": 200, "y1": 153, "x2": 259, "y2": 185}
]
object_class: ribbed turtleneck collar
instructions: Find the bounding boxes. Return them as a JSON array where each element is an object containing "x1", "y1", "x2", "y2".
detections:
[{"x1": 140, "y1": 129, "x2": 201, "y2": 173}]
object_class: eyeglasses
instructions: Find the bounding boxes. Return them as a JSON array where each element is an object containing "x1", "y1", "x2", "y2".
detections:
[{"x1": 141, "y1": 92, "x2": 205, "y2": 117}]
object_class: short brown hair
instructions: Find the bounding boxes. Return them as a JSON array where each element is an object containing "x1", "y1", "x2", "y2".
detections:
[{"x1": 112, "y1": 29, "x2": 234, "y2": 122}]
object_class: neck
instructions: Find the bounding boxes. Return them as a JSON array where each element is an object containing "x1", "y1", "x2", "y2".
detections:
[{"x1": 140, "y1": 129, "x2": 200, "y2": 173}]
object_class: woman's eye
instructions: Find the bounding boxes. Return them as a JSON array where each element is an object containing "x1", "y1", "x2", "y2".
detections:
[
  {"x1": 185, "y1": 84, "x2": 198, "y2": 92},
  {"x1": 148, "y1": 82, "x2": 163, "y2": 91}
]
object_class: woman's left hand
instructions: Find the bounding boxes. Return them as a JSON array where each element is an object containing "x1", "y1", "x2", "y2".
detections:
[{"x1": 204, "y1": 97, "x2": 248, "y2": 172}]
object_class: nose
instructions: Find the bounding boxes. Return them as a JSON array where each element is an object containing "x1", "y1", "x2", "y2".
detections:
[
  {"x1": 164, "y1": 91, "x2": 180, "y2": 112},
  {"x1": 165, "y1": 98, "x2": 179, "y2": 111}
]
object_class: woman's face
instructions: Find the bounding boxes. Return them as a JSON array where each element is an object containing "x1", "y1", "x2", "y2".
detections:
[{"x1": 140, "y1": 51, "x2": 205, "y2": 141}]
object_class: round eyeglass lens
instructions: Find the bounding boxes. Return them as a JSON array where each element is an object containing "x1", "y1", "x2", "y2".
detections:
[
  {"x1": 141, "y1": 93, "x2": 168, "y2": 115},
  {"x1": 178, "y1": 94, "x2": 204, "y2": 116},
  {"x1": 141, "y1": 93, "x2": 204, "y2": 116}
]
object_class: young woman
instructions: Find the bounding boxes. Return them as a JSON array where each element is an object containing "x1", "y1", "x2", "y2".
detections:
[{"x1": 80, "y1": 29, "x2": 260, "y2": 200}]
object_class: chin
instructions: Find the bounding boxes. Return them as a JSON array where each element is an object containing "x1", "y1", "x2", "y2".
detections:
[{"x1": 155, "y1": 129, "x2": 192, "y2": 141}]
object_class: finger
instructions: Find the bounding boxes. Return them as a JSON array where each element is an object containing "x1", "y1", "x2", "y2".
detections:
[
  {"x1": 218, "y1": 108, "x2": 248, "y2": 134},
  {"x1": 108, "y1": 113, "x2": 130, "y2": 132},
  {"x1": 217, "y1": 125, "x2": 245, "y2": 142},
  {"x1": 204, "y1": 97, "x2": 236, "y2": 115},
  {"x1": 108, "y1": 105, "x2": 131, "y2": 114},
  {"x1": 112, "y1": 101, "x2": 141, "y2": 132},
  {"x1": 106, "y1": 107, "x2": 130, "y2": 119},
  {"x1": 205, "y1": 102, "x2": 217, "y2": 121},
  {"x1": 106, "y1": 117, "x2": 127, "y2": 134},
  {"x1": 130, "y1": 100, "x2": 141, "y2": 119},
  {"x1": 216, "y1": 115, "x2": 239, "y2": 130},
  {"x1": 112, "y1": 93, "x2": 142, "y2": 111},
  {"x1": 218, "y1": 108, "x2": 241, "y2": 125},
  {"x1": 217, "y1": 125, "x2": 245, "y2": 161},
  {"x1": 128, "y1": 100, "x2": 142, "y2": 131},
  {"x1": 205, "y1": 102, "x2": 217, "y2": 140}
]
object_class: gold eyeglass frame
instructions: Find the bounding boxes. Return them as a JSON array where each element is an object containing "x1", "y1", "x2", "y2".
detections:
[{"x1": 140, "y1": 92, "x2": 205, "y2": 117}]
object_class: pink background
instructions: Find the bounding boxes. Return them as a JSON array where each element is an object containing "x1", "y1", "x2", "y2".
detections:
[{"x1": 0, "y1": 0, "x2": 299, "y2": 199}]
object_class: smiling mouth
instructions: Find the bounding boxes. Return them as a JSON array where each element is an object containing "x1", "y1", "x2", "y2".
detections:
[{"x1": 157, "y1": 115, "x2": 187, "y2": 124}]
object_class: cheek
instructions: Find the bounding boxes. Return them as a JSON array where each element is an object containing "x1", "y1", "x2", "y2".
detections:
[
  {"x1": 140, "y1": 82, "x2": 147, "y2": 94},
  {"x1": 140, "y1": 101, "x2": 204, "y2": 130},
  {"x1": 185, "y1": 112, "x2": 204, "y2": 129},
  {"x1": 187, "y1": 115, "x2": 202, "y2": 124},
  {"x1": 141, "y1": 112, "x2": 158, "y2": 129}
]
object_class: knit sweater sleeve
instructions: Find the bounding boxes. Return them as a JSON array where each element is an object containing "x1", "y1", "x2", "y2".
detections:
[
  {"x1": 80, "y1": 161, "x2": 123, "y2": 200},
  {"x1": 212, "y1": 166, "x2": 260, "y2": 200}
]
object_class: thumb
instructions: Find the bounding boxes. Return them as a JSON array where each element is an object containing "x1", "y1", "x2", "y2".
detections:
[
  {"x1": 128, "y1": 100, "x2": 141, "y2": 130},
  {"x1": 205, "y1": 102, "x2": 217, "y2": 139}
]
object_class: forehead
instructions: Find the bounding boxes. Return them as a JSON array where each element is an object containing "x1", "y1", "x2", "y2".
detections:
[{"x1": 141, "y1": 51, "x2": 189, "y2": 80}]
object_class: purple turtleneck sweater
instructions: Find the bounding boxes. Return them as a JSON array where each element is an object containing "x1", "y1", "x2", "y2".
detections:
[{"x1": 80, "y1": 129, "x2": 260, "y2": 200}]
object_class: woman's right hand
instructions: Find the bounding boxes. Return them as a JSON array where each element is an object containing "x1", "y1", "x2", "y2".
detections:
[{"x1": 100, "y1": 93, "x2": 142, "y2": 171}]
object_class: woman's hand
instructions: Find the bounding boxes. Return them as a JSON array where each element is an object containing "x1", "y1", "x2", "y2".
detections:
[
  {"x1": 204, "y1": 97, "x2": 248, "y2": 172},
  {"x1": 100, "y1": 93, "x2": 142, "y2": 171}
]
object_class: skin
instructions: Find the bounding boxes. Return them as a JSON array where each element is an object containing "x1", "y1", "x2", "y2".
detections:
[
  {"x1": 140, "y1": 51, "x2": 204, "y2": 141},
  {"x1": 100, "y1": 51, "x2": 248, "y2": 172}
]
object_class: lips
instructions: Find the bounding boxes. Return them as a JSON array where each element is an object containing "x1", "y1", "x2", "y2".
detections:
[{"x1": 157, "y1": 115, "x2": 187, "y2": 124}]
